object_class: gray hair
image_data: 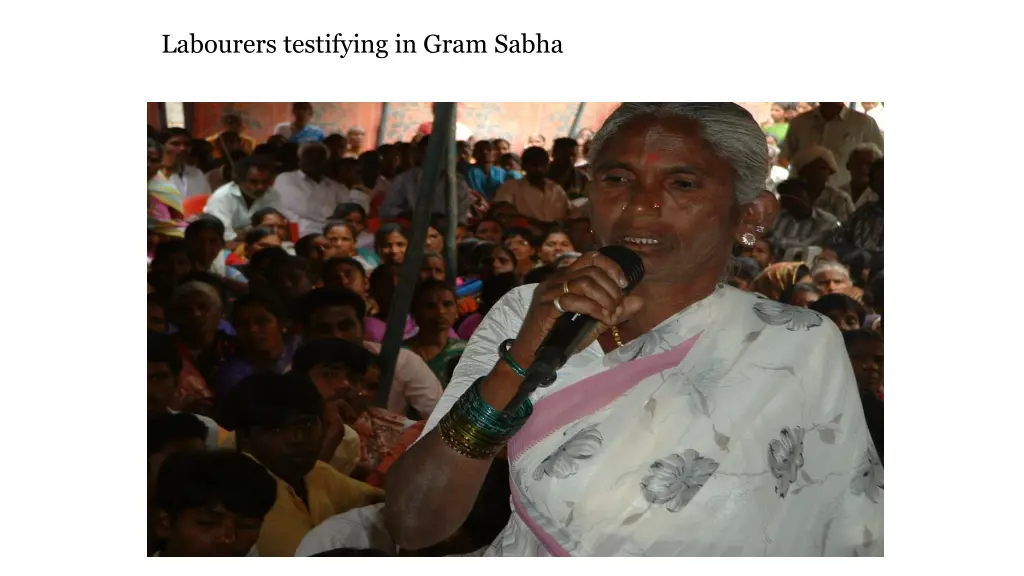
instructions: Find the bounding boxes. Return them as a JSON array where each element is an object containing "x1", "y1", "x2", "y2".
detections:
[
  {"x1": 810, "y1": 260, "x2": 850, "y2": 280},
  {"x1": 172, "y1": 281, "x2": 223, "y2": 309},
  {"x1": 851, "y1": 142, "x2": 883, "y2": 161},
  {"x1": 587, "y1": 103, "x2": 770, "y2": 205}
]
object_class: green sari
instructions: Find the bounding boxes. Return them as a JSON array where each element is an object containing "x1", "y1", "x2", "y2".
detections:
[{"x1": 406, "y1": 339, "x2": 467, "y2": 388}]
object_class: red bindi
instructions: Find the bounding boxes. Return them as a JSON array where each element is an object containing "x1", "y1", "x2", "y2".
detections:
[{"x1": 645, "y1": 152, "x2": 660, "y2": 164}]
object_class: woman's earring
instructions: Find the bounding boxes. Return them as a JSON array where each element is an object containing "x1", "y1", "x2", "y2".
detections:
[
  {"x1": 755, "y1": 225, "x2": 765, "y2": 234},
  {"x1": 741, "y1": 232, "x2": 756, "y2": 247}
]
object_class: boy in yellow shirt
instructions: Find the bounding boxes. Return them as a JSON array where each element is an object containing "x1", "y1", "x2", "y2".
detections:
[{"x1": 220, "y1": 373, "x2": 384, "y2": 557}]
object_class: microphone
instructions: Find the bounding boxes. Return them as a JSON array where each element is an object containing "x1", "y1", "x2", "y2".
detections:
[{"x1": 500, "y1": 245, "x2": 645, "y2": 420}]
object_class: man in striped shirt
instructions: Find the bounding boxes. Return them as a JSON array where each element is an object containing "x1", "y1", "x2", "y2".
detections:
[{"x1": 768, "y1": 179, "x2": 841, "y2": 259}]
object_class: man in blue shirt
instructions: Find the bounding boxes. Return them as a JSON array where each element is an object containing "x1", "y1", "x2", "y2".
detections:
[
  {"x1": 275, "y1": 102, "x2": 326, "y2": 144},
  {"x1": 464, "y1": 140, "x2": 511, "y2": 200}
]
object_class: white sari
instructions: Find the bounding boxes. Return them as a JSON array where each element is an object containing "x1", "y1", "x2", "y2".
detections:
[{"x1": 421, "y1": 285, "x2": 883, "y2": 556}]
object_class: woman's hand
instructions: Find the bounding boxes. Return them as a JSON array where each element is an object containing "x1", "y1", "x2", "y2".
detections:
[{"x1": 507, "y1": 251, "x2": 644, "y2": 369}]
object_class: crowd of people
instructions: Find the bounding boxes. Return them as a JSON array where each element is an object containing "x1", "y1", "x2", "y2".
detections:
[{"x1": 146, "y1": 101, "x2": 883, "y2": 557}]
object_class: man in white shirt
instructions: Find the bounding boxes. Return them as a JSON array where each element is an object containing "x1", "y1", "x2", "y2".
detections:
[
  {"x1": 203, "y1": 155, "x2": 282, "y2": 242},
  {"x1": 780, "y1": 102, "x2": 884, "y2": 189},
  {"x1": 159, "y1": 128, "x2": 211, "y2": 198},
  {"x1": 275, "y1": 142, "x2": 353, "y2": 237}
]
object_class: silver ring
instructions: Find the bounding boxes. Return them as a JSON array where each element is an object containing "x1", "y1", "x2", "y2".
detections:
[{"x1": 553, "y1": 296, "x2": 566, "y2": 314}]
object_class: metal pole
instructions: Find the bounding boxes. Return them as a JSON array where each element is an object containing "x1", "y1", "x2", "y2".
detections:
[
  {"x1": 375, "y1": 102, "x2": 456, "y2": 408},
  {"x1": 568, "y1": 102, "x2": 587, "y2": 138},
  {"x1": 377, "y1": 102, "x2": 392, "y2": 147},
  {"x1": 444, "y1": 103, "x2": 459, "y2": 287}
]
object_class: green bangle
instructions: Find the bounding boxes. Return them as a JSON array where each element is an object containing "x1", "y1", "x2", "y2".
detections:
[
  {"x1": 499, "y1": 339, "x2": 557, "y2": 387},
  {"x1": 437, "y1": 377, "x2": 533, "y2": 459}
]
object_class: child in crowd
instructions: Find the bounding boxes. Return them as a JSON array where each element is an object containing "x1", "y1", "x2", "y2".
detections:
[
  {"x1": 220, "y1": 372, "x2": 384, "y2": 557},
  {"x1": 152, "y1": 450, "x2": 277, "y2": 556},
  {"x1": 810, "y1": 293, "x2": 867, "y2": 332}
]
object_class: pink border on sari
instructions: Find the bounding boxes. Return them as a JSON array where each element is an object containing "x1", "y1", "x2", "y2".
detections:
[{"x1": 506, "y1": 332, "x2": 703, "y2": 556}]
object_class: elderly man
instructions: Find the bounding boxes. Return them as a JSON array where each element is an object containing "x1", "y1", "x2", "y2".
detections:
[
  {"x1": 203, "y1": 155, "x2": 281, "y2": 242},
  {"x1": 781, "y1": 102, "x2": 883, "y2": 189},
  {"x1": 841, "y1": 143, "x2": 884, "y2": 208},
  {"x1": 790, "y1": 145, "x2": 856, "y2": 223},
  {"x1": 345, "y1": 127, "x2": 365, "y2": 158},
  {"x1": 275, "y1": 142, "x2": 363, "y2": 237}
]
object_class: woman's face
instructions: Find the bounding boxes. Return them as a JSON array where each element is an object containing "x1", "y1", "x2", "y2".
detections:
[
  {"x1": 419, "y1": 256, "x2": 446, "y2": 283},
  {"x1": 538, "y1": 232, "x2": 574, "y2": 265},
  {"x1": 475, "y1": 221, "x2": 503, "y2": 243},
  {"x1": 380, "y1": 231, "x2": 408, "y2": 265},
  {"x1": 413, "y1": 287, "x2": 458, "y2": 333},
  {"x1": 148, "y1": 147, "x2": 163, "y2": 180},
  {"x1": 245, "y1": 234, "x2": 282, "y2": 259},
  {"x1": 505, "y1": 234, "x2": 534, "y2": 262},
  {"x1": 325, "y1": 262, "x2": 367, "y2": 295},
  {"x1": 588, "y1": 114, "x2": 742, "y2": 284},
  {"x1": 325, "y1": 225, "x2": 356, "y2": 258},
  {"x1": 234, "y1": 305, "x2": 283, "y2": 354},
  {"x1": 489, "y1": 246, "x2": 515, "y2": 275},
  {"x1": 796, "y1": 102, "x2": 814, "y2": 114},
  {"x1": 343, "y1": 211, "x2": 366, "y2": 236},
  {"x1": 815, "y1": 269, "x2": 851, "y2": 295},
  {"x1": 187, "y1": 230, "x2": 225, "y2": 269},
  {"x1": 258, "y1": 214, "x2": 290, "y2": 242},
  {"x1": 770, "y1": 104, "x2": 785, "y2": 123},
  {"x1": 173, "y1": 292, "x2": 221, "y2": 341},
  {"x1": 163, "y1": 135, "x2": 190, "y2": 164},
  {"x1": 454, "y1": 225, "x2": 468, "y2": 244},
  {"x1": 425, "y1": 227, "x2": 444, "y2": 253}
]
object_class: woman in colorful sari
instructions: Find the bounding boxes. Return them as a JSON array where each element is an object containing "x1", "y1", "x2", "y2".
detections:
[
  {"x1": 148, "y1": 138, "x2": 188, "y2": 249},
  {"x1": 403, "y1": 279, "x2": 467, "y2": 387},
  {"x1": 749, "y1": 261, "x2": 812, "y2": 301},
  {"x1": 384, "y1": 103, "x2": 882, "y2": 556}
]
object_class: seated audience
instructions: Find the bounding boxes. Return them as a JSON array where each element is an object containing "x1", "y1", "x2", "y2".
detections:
[
  {"x1": 769, "y1": 179, "x2": 840, "y2": 258},
  {"x1": 291, "y1": 338, "x2": 418, "y2": 480},
  {"x1": 221, "y1": 373, "x2": 384, "y2": 557},
  {"x1": 779, "y1": 282, "x2": 821, "y2": 308},
  {"x1": 203, "y1": 155, "x2": 281, "y2": 242},
  {"x1": 374, "y1": 223, "x2": 409, "y2": 266},
  {"x1": 457, "y1": 272, "x2": 518, "y2": 340},
  {"x1": 535, "y1": 225, "x2": 576, "y2": 267},
  {"x1": 493, "y1": 146, "x2": 569, "y2": 224},
  {"x1": 185, "y1": 217, "x2": 249, "y2": 294},
  {"x1": 809, "y1": 293, "x2": 867, "y2": 331},
  {"x1": 844, "y1": 158, "x2": 884, "y2": 251},
  {"x1": 296, "y1": 287, "x2": 442, "y2": 419},
  {"x1": 152, "y1": 450, "x2": 277, "y2": 556},
  {"x1": 472, "y1": 217, "x2": 505, "y2": 244},
  {"x1": 168, "y1": 281, "x2": 233, "y2": 414},
  {"x1": 790, "y1": 145, "x2": 856, "y2": 223},
  {"x1": 404, "y1": 279, "x2": 467, "y2": 386},
  {"x1": 810, "y1": 260, "x2": 858, "y2": 298},
  {"x1": 324, "y1": 221, "x2": 374, "y2": 272},
  {"x1": 844, "y1": 330, "x2": 884, "y2": 461},
  {"x1": 503, "y1": 227, "x2": 538, "y2": 280},
  {"x1": 465, "y1": 140, "x2": 511, "y2": 200},
  {"x1": 275, "y1": 142, "x2": 351, "y2": 237},
  {"x1": 213, "y1": 293, "x2": 298, "y2": 401},
  {"x1": 749, "y1": 261, "x2": 812, "y2": 301},
  {"x1": 147, "y1": 331, "x2": 229, "y2": 448}
]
